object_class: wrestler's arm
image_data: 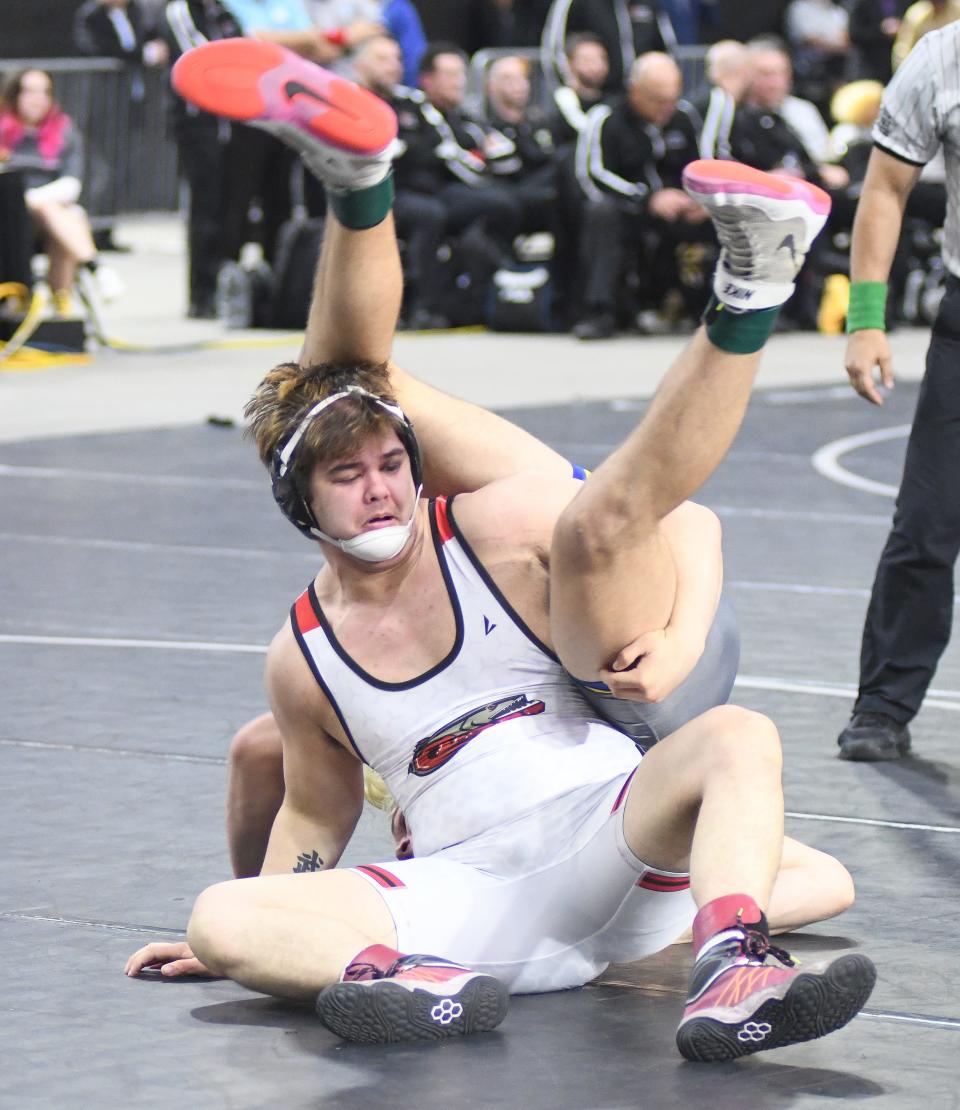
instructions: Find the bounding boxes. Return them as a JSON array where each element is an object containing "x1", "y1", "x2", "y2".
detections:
[
  {"x1": 260, "y1": 624, "x2": 364, "y2": 876},
  {"x1": 601, "y1": 501, "x2": 723, "y2": 701}
]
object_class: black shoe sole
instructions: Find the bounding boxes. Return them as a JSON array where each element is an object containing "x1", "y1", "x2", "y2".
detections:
[
  {"x1": 676, "y1": 953, "x2": 877, "y2": 1062},
  {"x1": 838, "y1": 738, "x2": 910, "y2": 761},
  {"x1": 315, "y1": 975, "x2": 509, "y2": 1044}
]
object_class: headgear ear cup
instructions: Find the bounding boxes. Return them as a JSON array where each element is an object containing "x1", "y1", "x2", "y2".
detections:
[{"x1": 269, "y1": 386, "x2": 423, "y2": 540}]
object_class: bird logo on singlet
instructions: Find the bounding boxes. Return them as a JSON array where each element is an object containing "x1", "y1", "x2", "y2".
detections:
[{"x1": 408, "y1": 694, "x2": 545, "y2": 776}]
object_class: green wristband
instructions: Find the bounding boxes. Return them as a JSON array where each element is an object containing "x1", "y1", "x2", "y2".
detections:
[
  {"x1": 703, "y1": 294, "x2": 781, "y2": 354},
  {"x1": 329, "y1": 173, "x2": 394, "y2": 230},
  {"x1": 846, "y1": 280, "x2": 887, "y2": 333}
]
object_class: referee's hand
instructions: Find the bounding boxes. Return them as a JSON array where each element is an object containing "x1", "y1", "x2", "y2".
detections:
[{"x1": 844, "y1": 328, "x2": 894, "y2": 406}]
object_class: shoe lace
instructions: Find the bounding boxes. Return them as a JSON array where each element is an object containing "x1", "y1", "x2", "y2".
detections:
[{"x1": 736, "y1": 915, "x2": 796, "y2": 968}]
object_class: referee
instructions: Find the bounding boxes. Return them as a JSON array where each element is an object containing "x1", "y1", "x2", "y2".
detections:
[{"x1": 838, "y1": 22, "x2": 960, "y2": 760}]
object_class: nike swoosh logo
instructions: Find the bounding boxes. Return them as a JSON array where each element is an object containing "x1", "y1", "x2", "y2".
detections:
[
  {"x1": 777, "y1": 234, "x2": 797, "y2": 264},
  {"x1": 283, "y1": 80, "x2": 330, "y2": 111}
]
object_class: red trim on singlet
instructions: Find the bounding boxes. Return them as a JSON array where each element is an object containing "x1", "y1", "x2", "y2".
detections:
[
  {"x1": 434, "y1": 496, "x2": 454, "y2": 543},
  {"x1": 355, "y1": 863, "x2": 406, "y2": 889},
  {"x1": 610, "y1": 768, "x2": 637, "y2": 813},
  {"x1": 636, "y1": 872, "x2": 691, "y2": 892},
  {"x1": 294, "y1": 589, "x2": 320, "y2": 634}
]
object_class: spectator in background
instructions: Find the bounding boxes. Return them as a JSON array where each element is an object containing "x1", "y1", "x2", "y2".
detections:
[
  {"x1": 892, "y1": 0, "x2": 960, "y2": 68},
  {"x1": 548, "y1": 32, "x2": 610, "y2": 148},
  {"x1": 74, "y1": 0, "x2": 170, "y2": 70},
  {"x1": 73, "y1": 0, "x2": 170, "y2": 251},
  {"x1": 572, "y1": 52, "x2": 707, "y2": 340},
  {"x1": 0, "y1": 69, "x2": 102, "y2": 315},
  {"x1": 542, "y1": 0, "x2": 678, "y2": 94},
  {"x1": 390, "y1": 43, "x2": 526, "y2": 324},
  {"x1": 164, "y1": 0, "x2": 243, "y2": 318},
  {"x1": 692, "y1": 39, "x2": 753, "y2": 161},
  {"x1": 849, "y1": 0, "x2": 909, "y2": 82},
  {"x1": 382, "y1": 0, "x2": 427, "y2": 86},
  {"x1": 746, "y1": 38, "x2": 836, "y2": 170},
  {"x1": 484, "y1": 54, "x2": 557, "y2": 229},
  {"x1": 352, "y1": 32, "x2": 450, "y2": 327},
  {"x1": 712, "y1": 0, "x2": 787, "y2": 43},
  {"x1": 413, "y1": 0, "x2": 551, "y2": 55},
  {"x1": 785, "y1": 0, "x2": 850, "y2": 112},
  {"x1": 300, "y1": 1, "x2": 391, "y2": 78}
]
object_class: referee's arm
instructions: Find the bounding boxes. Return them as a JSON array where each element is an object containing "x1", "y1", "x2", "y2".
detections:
[{"x1": 844, "y1": 147, "x2": 922, "y2": 405}]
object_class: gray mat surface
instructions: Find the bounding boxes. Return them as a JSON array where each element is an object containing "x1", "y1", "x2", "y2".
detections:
[{"x1": 3, "y1": 382, "x2": 958, "y2": 1108}]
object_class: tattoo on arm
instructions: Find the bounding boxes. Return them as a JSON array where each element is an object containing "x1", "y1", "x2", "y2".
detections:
[{"x1": 293, "y1": 849, "x2": 325, "y2": 873}]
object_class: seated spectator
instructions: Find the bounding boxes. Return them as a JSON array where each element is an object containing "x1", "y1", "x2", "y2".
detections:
[
  {"x1": 0, "y1": 69, "x2": 103, "y2": 316},
  {"x1": 572, "y1": 52, "x2": 709, "y2": 339},
  {"x1": 483, "y1": 54, "x2": 557, "y2": 229},
  {"x1": 848, "y1": 0, "x2": 909, "y2": 82},
  {"x1": 548, "y1": 32, "x2": 611, "y2": 148},
  {"x1": 692, "y1": 39, "x2": 753, "y2": 161},
  {"x1": 744, "y1": 37, "x2": 842, "y2": 177},
  {"x1": 892, "y1": 0, "x2": 960, "y2": 68},
  {"x1": 390, "y1": 42, "x2": 527, "y2": 321},
  {"x1": 542, "y1": 0, "x2": 677, "y2": 94},
  {"x1": 382, "y1": 0, "x2": 427, "y2": 86},
  {"x1": 784, "y1": 0, "x2": 850, "y2": 112},
  {"x1": 301, "y1": 1, "x2": 388, "y2": 77}
]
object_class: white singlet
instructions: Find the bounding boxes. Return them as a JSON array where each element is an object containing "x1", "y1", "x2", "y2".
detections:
[{"x1": 290, "y1": 497, "x2": 695, "y2": 992}]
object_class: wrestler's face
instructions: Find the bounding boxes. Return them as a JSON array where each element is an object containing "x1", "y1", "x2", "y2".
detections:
[
  {"x1": 391, "y1": 808, "x2": 413, "y2": 860},
  {"x1": 308, "y1": 430, "x2": 416, "y2": 543}
]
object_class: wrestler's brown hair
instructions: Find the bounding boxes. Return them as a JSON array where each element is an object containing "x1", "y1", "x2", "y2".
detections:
[{"x1": 245, "y1": 360, "x2": 402, "y2": 480}]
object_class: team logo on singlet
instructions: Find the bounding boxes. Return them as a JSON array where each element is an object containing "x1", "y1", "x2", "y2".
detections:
[{"x1": 408, "y1": 694, "x2": 545, "y2": 777}]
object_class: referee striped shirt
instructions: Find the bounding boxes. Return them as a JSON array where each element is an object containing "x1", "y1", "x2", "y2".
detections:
[{"x1": 873, "y1": 21, "x2": 960, "y2": 278}]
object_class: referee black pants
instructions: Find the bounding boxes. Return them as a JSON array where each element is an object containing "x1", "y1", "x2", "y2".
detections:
[{"x1": 856, "y1": 275, "x2": 960, "y2": 722}]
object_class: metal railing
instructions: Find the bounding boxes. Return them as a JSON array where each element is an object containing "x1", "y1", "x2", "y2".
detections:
[{"x1": 0, "y1": 57, "x2": 179, "y2": 224}]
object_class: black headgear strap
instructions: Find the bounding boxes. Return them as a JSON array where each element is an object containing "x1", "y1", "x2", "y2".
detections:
[{"x1": 270, "y1": 386, "x2": 423, "y2": 540}]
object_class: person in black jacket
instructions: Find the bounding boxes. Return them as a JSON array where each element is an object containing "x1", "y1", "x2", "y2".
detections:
[
  {"x1": 573, "y1": 52, "x2": 709, "y2": 339},
  {"x1": 164, "y1": 0, "x2": 243, "y2": 317},
  {"x1": 390, "y1": 43, "x2": 527, "y2": 325},
  {"x1": 542, "y1": 0, "x2": 676, "y2": 94},
  {"x1": 547, "y1": 32, "x2": 611, "y2": 149},
  {"x1": 74, "y1": 0, "x2": 171, "y2": 250}
]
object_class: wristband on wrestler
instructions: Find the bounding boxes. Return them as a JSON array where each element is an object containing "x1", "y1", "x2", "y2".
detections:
[
  {"x1": 846, "y1": 280, "x2": 887, "y2": 333},
  {"x1": 325, "y1": 27, "x2": 347, "y2": 46}
]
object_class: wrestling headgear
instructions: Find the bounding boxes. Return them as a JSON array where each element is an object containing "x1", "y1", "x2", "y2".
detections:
[{"x1": 271, "y1": 386, "x2": 423, "y2": 561}]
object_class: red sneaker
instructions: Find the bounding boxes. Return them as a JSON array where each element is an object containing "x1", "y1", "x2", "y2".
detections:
[
  {"x1": 172, "y1": 38, "x2": 397, "y2": 189},
  {"x1": 315, "y1": 944, "x2": 509, "y2": 1044},
  {"x1": 676, "y1": 917, "x2": 876, "y2": 1062}
]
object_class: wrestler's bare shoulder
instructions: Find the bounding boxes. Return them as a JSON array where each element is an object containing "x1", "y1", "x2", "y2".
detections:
[{"x1": 452, "y1": 471, "x2": 580, "y2": 559}]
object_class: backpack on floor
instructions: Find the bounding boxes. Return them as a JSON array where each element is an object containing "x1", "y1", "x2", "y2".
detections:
[
  {"x1": 269, "y1": 214, "x2": 325, "y2": 329},
  {"x1": 486, "y1": 263, "x2": 554, "y2": 332}
]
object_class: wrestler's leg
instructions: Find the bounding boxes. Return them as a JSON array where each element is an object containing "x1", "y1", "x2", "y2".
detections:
[
  {"x1": 550, "y1": 166, "x2": 831, "y2": 681},
  {"x1": 188, "y1": 869, "x2": 396, "y2": 1001},
  {"x1": 767, "y1": 836, "x2": 855, "y2": 934},
  {"x1": 226, "y1": 713, "x2": 285, "y2": 878}
]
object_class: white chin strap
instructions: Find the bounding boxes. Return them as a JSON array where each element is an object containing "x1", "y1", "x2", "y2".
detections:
[{"x1": 312, "y1": 487, "x2": 422, "y2": 563}]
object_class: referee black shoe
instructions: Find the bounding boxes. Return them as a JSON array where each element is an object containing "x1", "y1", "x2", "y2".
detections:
[{"x1": 837, "y1": 711, "x2": 911, "y2": 761}]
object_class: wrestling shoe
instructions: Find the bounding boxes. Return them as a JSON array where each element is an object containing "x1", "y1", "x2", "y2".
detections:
[
  {"x1": 171, "y1": 38, "x2": 397, "y2": 190},
  {"x1": 315, "y1": 944, "x2": 509, "y2": 1044},
  {"x1": 682, "y1": 160, "x2": 831, "y2": 311},
  {"x1": 676, "y1": 906, "x2": 876, "y2": 1062}
]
